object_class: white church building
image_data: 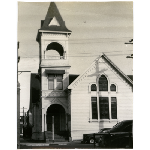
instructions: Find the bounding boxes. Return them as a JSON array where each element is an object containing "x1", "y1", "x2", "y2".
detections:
[{"x1": 28, "y1": 2, "x2": 133, "y2": 141}]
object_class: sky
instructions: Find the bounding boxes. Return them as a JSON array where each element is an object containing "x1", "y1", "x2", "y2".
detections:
[{"x1": 18, "y1": 1, "x2": 133, "y2": 114}]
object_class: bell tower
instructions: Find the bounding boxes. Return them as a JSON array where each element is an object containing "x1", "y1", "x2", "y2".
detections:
[
  {"x1": 36, "y1": 2, "x2": 72, "y2": 90},
  {"x1": 35, "y1": 2, "x2": 71, "y2": 140},
  {"x1": 37, "y1": 2, "x2": 71, "y2": 68}
]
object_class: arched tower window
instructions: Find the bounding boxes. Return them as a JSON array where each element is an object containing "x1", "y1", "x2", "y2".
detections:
[
  {"x1": 46, "y1": 42, "x2": 64, "y2": 59},
  {"x1": 110, "y1": 84, "x2": 116, "y2": 91},
  {"x1": 91, "y1": 84, "x2": 97, "y2": 91},
  {"x1": 99, "y1": 75, "x2": 108, "y2": 91}
]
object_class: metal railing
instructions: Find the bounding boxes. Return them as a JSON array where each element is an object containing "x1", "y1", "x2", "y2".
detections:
[{"x1": 93, "y1": 132, "x2": 133, "y2": 149}]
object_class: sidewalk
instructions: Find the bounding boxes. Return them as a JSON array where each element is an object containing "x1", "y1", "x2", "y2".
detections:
[{"x1": 20, "y1": 137, "x2": 81, "y2": 146}]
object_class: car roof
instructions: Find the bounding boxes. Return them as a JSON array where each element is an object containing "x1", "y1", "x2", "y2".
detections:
[{"x1": 109, "y1": 120, "x2": 133, "y2": 132}]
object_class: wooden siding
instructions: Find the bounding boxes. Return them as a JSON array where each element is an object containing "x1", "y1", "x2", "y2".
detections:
[{"x1": 70, "y1": 57, "x2": 133, "y2": 140}]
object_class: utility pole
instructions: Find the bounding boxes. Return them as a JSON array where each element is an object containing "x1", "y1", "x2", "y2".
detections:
[
  {"x1": 125, "y1": 39, "x2": 133, "y2": 44},
  {"x1": 21, "y1": 107, "x2": 27, "y2": 138},
  {"x1": 125, "y1": 39, "x2": 133, "y2": 59},
  {"x1": 21, "y1": 107, "x2": 27, "y2": 125}
]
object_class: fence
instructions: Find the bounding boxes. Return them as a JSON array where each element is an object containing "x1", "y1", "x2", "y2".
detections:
[{"x1": 93, "y1": 132, "x2": 133, "y2": 149}]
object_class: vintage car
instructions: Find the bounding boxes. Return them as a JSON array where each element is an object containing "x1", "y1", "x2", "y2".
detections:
[
  {"x1": 99, "y1": 120, "x2": 133, "y2": 148},
  {"x1": 82, "y1": 128, "x2": 111, "y2": 144}
]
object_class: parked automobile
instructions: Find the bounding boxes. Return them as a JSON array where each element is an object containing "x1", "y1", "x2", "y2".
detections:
[
  {"x1": 99, "y1": 120, "x2": 133, "y2": 148},
  {"x1": 82, "y1": 128, "x2": 111, "y2": 144}
]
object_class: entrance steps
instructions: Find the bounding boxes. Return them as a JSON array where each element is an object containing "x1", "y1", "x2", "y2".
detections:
[{"x1": 45, "y1": 131, "x2": 68, "y2": 142}]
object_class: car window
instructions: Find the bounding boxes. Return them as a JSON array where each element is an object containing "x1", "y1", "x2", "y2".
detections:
[
  {"x1": 122, "y1": 124, "x2": 132, "y2": 132},
  {"x1": 110, "y1": 122, "x2": 123, "y2": 132},
  {"x1": 110, "y1": 121, "x2": 133, "y2": 132}
]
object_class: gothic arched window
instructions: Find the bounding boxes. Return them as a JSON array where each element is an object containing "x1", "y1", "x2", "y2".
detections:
[
  {"x1": 91, "y1": 84, "x2": 97, "y2": 91},
  {"x1": 99, "y1": 75, "x2": 108, "y2": 91},
  {"x1": 110, "y1": 84, "x2": 116, "y2": 91}
]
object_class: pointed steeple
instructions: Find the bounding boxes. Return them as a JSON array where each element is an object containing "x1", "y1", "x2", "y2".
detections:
[{"x1": 40, "y1": 2, "x2": 71, "y2": 33}]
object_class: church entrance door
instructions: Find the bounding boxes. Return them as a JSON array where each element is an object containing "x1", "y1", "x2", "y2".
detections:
[{"x1": 46, "y1": 104, "x2": 66, "y2": 134}]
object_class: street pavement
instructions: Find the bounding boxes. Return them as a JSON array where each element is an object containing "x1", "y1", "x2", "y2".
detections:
[
  {"x1": 20, "y1": 141, "x2": 98, "y2": 149},
  {"x1": 20, "y1": 137, "x2": 98, "y2": 149},
  {"x1": 20, "y1": 143, "x2": 97, "y2": 149}
]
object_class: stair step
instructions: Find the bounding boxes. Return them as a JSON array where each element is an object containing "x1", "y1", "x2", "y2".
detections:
[
  {"x1": 45, "y1": 131, "x2": 68, "y2": 142},
  {"x1": 46, "y1": 135, "x2": 64, "y2": 138}
]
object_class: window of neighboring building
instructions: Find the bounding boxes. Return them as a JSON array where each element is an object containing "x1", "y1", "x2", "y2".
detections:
[
  {"x1": 48, "y1": 74, "x2": 63, "y2": 90},
  {"x1": 99, "y1": 75, "x2": 108, "y2": 91},
  {"x1": 111, "y1": 97, "x2": 117, "y2": 119},
  {"x1": 99, "y1": 97, "x2": 109, "y2": 119},
  {"x1": 110, "y1": 84, "x2": 116, "y2": 91},
  {"x1": 91, "y1": 84, "x2": 97, "y2": 91},
  {"x1": 91, "y1": 97, "x2": 98, "y2": 119}
]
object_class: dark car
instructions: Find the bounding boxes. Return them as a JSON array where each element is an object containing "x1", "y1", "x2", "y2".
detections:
[
  {"x1": 99, "y1": 120, "x2": 133, "y2": 148},
  {"x1": 82, "y1": 128, "x2": 111, "y2": 144}
]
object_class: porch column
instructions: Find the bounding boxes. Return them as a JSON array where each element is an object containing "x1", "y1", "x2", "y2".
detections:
[
  {"x1": 45, "y1": 113, "x2": 47, "y2": 131},
  {"x1": 66, "y1": 112, "x2": 68, "y2": 130},
  {"x1": 42, "y1": 108, "x2": 47, "y2": 132},
  {"x1": 44, "y1": 113, "x2": 47, "y2": 131}
]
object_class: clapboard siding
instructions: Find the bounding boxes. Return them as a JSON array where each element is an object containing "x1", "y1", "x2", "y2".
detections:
[{"x1": 70, "y1": 57, "x2": 133, "y2": 140}]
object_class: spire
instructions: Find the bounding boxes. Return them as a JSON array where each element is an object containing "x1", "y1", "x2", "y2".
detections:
[{"x1": 40, "y1": 2, "x2": 71, "y2": 33}]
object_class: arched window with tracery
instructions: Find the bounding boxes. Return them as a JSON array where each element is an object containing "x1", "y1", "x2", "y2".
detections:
[
  {"x1": 99, "y1": 75, "x2": 108, "y2": 91},
  {"x1": 91, "y1": 84, "x2": 97, "y2": 91}
]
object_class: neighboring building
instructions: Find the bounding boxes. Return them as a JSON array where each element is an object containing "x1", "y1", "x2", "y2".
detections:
[
  {"x1": 20, "y1": 116, "x2": 23, "y2": 135},
  {"x1": 17, "y1": 42, "x2": 20, "y2": 148},
  {"x1": 29, "y1": 2, "x2": 133, "y2": 141}
]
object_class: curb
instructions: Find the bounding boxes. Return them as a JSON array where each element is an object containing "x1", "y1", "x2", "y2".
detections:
[
  {"x1": 20, "y1": 143, "x2": 50, "y2": 146},
  {"x1": 20, "y1": 143, "x2": 68, "y2": 146},
  {"x1": 49, "y1": 143, "x2": 67, "y2": 145}
]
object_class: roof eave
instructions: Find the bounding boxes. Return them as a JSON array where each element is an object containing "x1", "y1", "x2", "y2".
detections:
[
  {"x1": 36, "y1": 29, "x2": 72, "y2": 42},
  {"x1": 39, "y1": 29, "x2": 72, "y2": 34},
  {"x1": 68, "y1": 53, "x2": 133, "y2": 90},
  {"x1": 102, "y1": 53, "x2": 133, "y2": 85}
]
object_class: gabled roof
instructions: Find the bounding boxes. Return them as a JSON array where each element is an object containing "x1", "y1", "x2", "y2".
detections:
[
  {"x1": 102, "y1": 53, "x2": 133, "y2": 85},
  {"x1": 68, "y1": 53, "x2": 133, "y2": 89},
  {"x1": 127, "y1": 75, "x2": 133, "y2": 81},
  {"x1": 36, "y1": 2, "x2": 71, "y2": 41},
  {"x1": 37, "y1": 2, "x2": 71, "y2": 41}
]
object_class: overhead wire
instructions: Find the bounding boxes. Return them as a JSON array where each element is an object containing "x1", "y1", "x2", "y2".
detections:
[{"x1": 18, "y1": 54, "x2": 133, "y2": 58}]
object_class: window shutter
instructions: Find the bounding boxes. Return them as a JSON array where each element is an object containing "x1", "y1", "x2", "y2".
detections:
[
  {"x1": 99, "y1": 97, "x2": 109, "y2": 119},
  {"x1": 91, "y1": 97, "x2": 98, "y2": 119},
  {"x1": 111, "y1": 97, "x2": 117, "y2": 119}
]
